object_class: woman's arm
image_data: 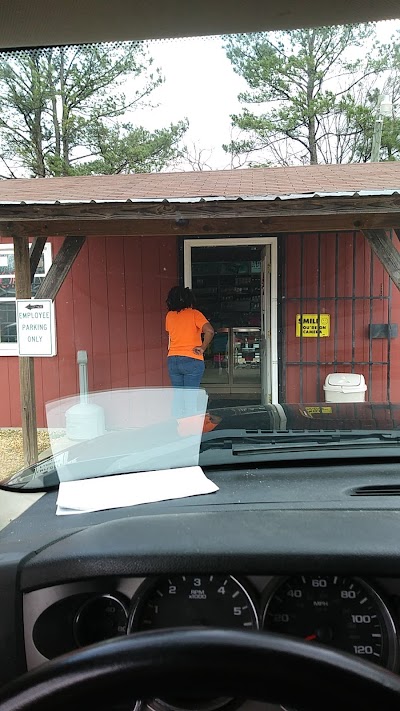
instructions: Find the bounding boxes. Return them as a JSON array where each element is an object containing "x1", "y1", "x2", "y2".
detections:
[
  {"x1": 165, "y1": 313, "x2": 170, "y2": 351},
  {"x1": 193, "y1": 322, "x2": 214, "y2": 356}
]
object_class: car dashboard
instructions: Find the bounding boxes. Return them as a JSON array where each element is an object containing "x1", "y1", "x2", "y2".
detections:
[
  {"x1": 3, "y1": 460, "x2": 400, "y2": 710},
  {"x1": 22, "y1": 573, "x2": 400, "y2": 711},
  {"x1": 24, "y1": 572, "x2": 400, "y2": 667}
]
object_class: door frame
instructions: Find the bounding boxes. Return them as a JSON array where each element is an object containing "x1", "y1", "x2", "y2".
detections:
[{"x1": 183, "y1": 236, "x2": 278, "y2": 404}]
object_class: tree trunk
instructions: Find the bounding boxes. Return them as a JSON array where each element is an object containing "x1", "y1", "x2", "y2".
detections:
[
  {"x1": 59, "y1": 49, "x2": 71, "y2": 173},
  {"x1": 308, "y1": 118, "x2": 318, "y2": 164},
  {"x1": 306, "y1": 31, "x2": 318, "y2": 165},
  {"x1": 48, "y1": 51, "x2": 61, "y2": 162},
  {"x1": 29, "y1": 57, "x2": 46, "y2": 177}
]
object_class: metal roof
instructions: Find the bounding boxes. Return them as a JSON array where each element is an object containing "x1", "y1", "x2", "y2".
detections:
[{"x1": 2, "y1": 188, "x2": 397, "y2": 206}]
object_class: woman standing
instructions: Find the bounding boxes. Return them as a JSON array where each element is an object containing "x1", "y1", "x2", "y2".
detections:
[{"x1": 166, "y1": 286, "x2": 214, "y2": 390}]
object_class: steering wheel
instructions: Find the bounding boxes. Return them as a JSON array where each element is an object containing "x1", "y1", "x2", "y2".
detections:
[{"x1": 0, "y1": 628, "x2": 400, "y2": 711}]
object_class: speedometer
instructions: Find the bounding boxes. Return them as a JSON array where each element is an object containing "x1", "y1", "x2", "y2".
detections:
[
  {"x1": 128, "y1": 575, "x2": 258, "y2": 632},
  {"x1": 262, "y1": 575, "x2": 398, "y2": 670}
]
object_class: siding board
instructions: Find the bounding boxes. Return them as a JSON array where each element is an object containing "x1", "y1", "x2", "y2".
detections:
[
  {"x1": 284, "y1": 230, "x2": 400, "y2": 403},
  {"x1": 1, "y1": 229, "x2": 399, "y2": 427}
]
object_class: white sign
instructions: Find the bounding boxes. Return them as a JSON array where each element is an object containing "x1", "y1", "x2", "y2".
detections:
[{"x1": 16, "y1": 299, "x2": 56, "y2": 357}]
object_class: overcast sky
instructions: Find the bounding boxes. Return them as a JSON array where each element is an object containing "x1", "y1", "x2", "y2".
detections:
[
  {"x1": 131, "y1": 20, "x2": 400, "y2": 170},
  {"x1": 135, "y1": 36, "x2": 247, "y2": 169}
]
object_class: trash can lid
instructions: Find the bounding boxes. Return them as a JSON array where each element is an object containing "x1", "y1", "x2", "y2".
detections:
[{"x1": 325, "y1": 373, "x2": 365, "y2": 387}]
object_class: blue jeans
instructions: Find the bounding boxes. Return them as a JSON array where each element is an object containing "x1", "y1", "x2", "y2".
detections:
[
  {"x1": 168, "y1": 356, "x2": 206, "y2": 418},
  {"x1": 168, "y1": 356, "x2": 205, "y2": 388}
]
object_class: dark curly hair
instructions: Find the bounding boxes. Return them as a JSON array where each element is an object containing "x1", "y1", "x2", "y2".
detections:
[{"x1": 166, "y1": 286, "x2": 196, "y2": 312}]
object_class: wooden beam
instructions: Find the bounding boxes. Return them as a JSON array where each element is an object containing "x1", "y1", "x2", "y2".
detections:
[
  {"x1": 3, "y1": 211, "x2": 400, "y2": 239},
  {"x1": 0, "y1": 193, "x2": 399, "y2": 222},
  {"x1": 362, "y1": 229, "x2": 400, "y2": 291},
  {"x1": 35, "y1": 236, "x2": 85, "y2": 300},
  {"x1": 13, "y1": 236, "x2": 38, "y2": 467},
  {"x1": 29, "y1": 236, "x2": 47, "y2": 283}
]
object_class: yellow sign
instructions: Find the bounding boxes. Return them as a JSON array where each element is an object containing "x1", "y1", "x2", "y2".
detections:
[
  {"x1": 296, "y1": 313, "x2": 330, "y2": 338},
  {"x1": 304, "y1": 406, "x2": 333, "y2": 415}
]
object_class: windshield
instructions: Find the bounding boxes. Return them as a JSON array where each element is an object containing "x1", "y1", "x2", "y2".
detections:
[{"x1": 1, "y1": 21, "x2": 400, "y2": 496}]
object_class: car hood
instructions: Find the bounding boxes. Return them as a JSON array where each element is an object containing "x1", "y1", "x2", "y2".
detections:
[
  {"x1": 3, "y1": 401, "x2": 400, "y2": 492},
  {"x1": 209, "y1": 402, "x2": 400, "y2": 431}
]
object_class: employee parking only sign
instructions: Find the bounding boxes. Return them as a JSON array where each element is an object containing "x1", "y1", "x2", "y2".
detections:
[
  {"x1": 296, "y1": 313, "x2": 330, "y2": 338},
  {"x1": 16, "y1": 299, "x2": 57, "y2": 356}
]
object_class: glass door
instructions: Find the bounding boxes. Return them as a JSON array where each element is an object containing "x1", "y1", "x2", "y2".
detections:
[
  {"x1": 203, "y1": 327, "x2": 262, "y2": 392},
  {"x1": 189, "y1": 243, "x2": 267, "y2": 395},
  {"x1": 202, "y1": 328, "x2": 229, "y2": 386},
  {"x1": 260, "y1": 246, "x2": 272, "y2": 405},
  {"x1": 232, "y1": 328, "x2": 261, "y2": 387}
]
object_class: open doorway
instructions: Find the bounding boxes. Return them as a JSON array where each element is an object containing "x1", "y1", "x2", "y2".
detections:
[{"x1": 184, "y1": 237, "x2": 278, "y2": 405}]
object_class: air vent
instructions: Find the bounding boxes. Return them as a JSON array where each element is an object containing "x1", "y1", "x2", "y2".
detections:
[{"x1": 351, "y1": 485, "x2": 400, "y2": 497}]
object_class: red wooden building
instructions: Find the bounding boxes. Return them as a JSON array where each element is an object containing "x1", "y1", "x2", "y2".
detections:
[{"x1": 0, "y1": 163, "x2": 400, "y2": 427}]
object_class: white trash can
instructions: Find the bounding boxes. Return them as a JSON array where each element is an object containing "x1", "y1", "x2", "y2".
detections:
[
  {"x1": 323, "y1": 373, "x2": 367, "y2": 403},
  {"x1": 66, "y1": 402, "x2": 106, "y2": 441}
]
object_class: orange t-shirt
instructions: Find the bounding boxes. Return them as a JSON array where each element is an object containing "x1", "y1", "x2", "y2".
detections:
[{"x1": 166, "y1": 308, "x2": 207, "y2": 361}]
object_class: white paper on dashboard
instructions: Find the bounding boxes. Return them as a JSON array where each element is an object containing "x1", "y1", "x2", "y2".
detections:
[{"x1": 56, "y1": 465, "x2": 218, "y2": 515}]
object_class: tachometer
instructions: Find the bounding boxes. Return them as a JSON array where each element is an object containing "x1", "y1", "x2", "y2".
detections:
[
  {"x1": 262, "y1": 575, "x2": 398, "y2": 670},
  {"x1": 129, "y1": 575, "x2": 258, "y2": 632}
]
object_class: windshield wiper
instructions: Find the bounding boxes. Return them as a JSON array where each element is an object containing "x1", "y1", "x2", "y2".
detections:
[{"x1": 200, "y1": 430, "x2": 400, "y2": 455}]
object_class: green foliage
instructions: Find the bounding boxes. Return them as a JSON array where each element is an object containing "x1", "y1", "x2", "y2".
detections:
[
  {"x1": 76, "y1": 120, "x2": 189, "y2": 175},
  {"x1": 224, "y1": 25, "x2": 400, "y2": 165},
  {"x1": 0, "y1": 44, "x2": 187, "y2": 177}
]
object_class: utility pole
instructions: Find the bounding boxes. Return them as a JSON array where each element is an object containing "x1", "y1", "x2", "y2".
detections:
[{"x1": 371, "y1": 94, "x2": 392, "y2": 163}]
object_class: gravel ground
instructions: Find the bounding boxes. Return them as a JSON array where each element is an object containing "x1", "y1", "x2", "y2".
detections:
[{"x1": 0, "y1": 430, "x2": 51, "y2": 481}]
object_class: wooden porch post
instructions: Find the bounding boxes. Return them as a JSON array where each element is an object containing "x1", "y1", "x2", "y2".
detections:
[
  {"x1": 11, "y1": 234, "x2": 85, "y2": 467},
  {"x1": 13, "y1": 236, "x2": 38, "y2": 466},
  {"x1": 29, "y1": 237, "x2": 47, "y2": 283},
  {"x1": 35, "y1": 236, "x2": 85, "y2": 300},
  {"x1": 362, "y1": 229, "x2": 400, "y2": 292}
]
